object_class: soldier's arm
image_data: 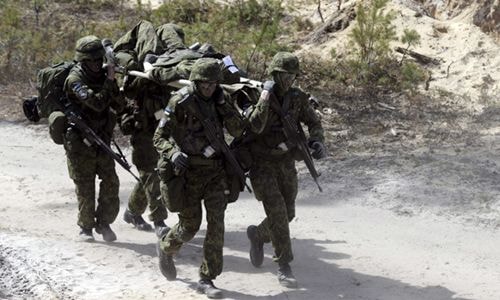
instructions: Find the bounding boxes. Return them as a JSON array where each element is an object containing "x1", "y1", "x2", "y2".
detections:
[
  {"x1": 65, "y1": 74, "x2": 114, "y2": 113},
  {"x1": 153, "y1": 101, "x2": 180, "y2": 160},
  {"x1": 216, "y1": 90, "x2": 245, "y2": 138},
  {"x1": 149, "y1": 66, "x2": 183, "y2": 86},
  {"x1": 298, "y1": 89, "x2": 324, "y2": 143},
  {"x1": 242, "y1": 88, "x2": 270, "y2": 134},
  {"x1": 110, "y1": 80, "x2": 126, "y2": 114}
]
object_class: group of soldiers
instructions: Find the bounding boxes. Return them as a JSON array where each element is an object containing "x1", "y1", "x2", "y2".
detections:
[{"x1": 56, "y1": 20, "x2": 326, "y2": 299}]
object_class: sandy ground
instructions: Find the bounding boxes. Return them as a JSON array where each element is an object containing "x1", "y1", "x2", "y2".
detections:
[
  {"x1": 298, "y1": 0, "x2": 500, "y2": 105},
  {"x1": 1, "y1": 0, "x2": 500, "y2": 299},
  {"x1": 1, "y1": 119, "x2": 499, "y2": 300}
]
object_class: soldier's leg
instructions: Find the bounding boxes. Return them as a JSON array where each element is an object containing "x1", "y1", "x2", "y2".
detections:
[
  {"x1": 199, "y1": 179, "x2": 227, "y2": 280},
  {"x1": 114, "y1": 20, "x2": 163, "y2": 63},
  {"x1": 127, "y1": 180, "x2": 148, "y2": 215},
  {"x1": 127, "y1": 133, "x2": 151, "y2": 216},
  {"x1": 160, "y1": 204, "x2": 202, "y2": 255},
  {"x1": 95, "y1": 152, "x2": 120, "y2": 226},
  {"x1": 250, "y1": 162, "x2": 293, "y2": 265},
  {"x1": 66, "y1": 152, "x2": 97, "y2": 231},
  {"x1": 159, "y1": 174, "x2": 204, "y2": 278},
  {"x1": 279, "y1": 159, "x2": 298, "y2": 224},
  {"x1": 130, "y1": 132, "x2": 168, "y2": 222},
  {"x1": 274, "y1": 159, "x2": 299, "y2": 288}
]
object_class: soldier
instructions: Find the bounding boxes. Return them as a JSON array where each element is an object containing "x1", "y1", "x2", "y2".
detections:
[
  {"x1": 64, "y1": 35, "x2": 125, "y2": 242},
  {"x1": 154, "y1": 58, "x2": 244, "y2": 299},
  {"x1": 243, "y1": 52, "x2": 326, "y2": 287},
  {"x1": 114, "y1": 21, "x2": 177, "y2": 237},
  {"x1": 121, "y1": 82, "x2": 171, "y2": 237}
]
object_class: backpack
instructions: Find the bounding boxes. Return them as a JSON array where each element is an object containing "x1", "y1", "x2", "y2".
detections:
[{"x1": 35, "y1": 61, "x2": 75, "y2": 118}]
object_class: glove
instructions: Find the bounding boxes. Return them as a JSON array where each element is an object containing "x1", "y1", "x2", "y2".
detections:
[
  {"x1": 144, "y1": 53, "x2": 158, "y2": 64},
  {"x1": 263, "y1": 80, "x2": 275, "y2": 92},
  {"x1": 259, "y1": 80, "x2": 275, "y2": 102},
  {"x1": 310, "y1": 141, "x2": 326, "y2": 159},
  {"x1": 171, "y1": 151, "x2": 189, "y2": 173}
]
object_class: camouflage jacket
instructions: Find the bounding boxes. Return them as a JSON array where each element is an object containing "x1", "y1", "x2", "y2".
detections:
[
  {"x1": 123, "y1": 76, "x2": 175, "y2": 134},
  {"x1": 243, "y1": 86, "x2": 324, "y2": 157},
  {"x1": 154, "y1": 84, "x2": 244, "y2": 161},
  {"x1": 64, "y1": 64, "x2": 125, "y2": 138}
]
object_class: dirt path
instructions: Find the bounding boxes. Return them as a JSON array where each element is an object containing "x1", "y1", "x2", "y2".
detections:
[{"x1": 1, "y1": 121, "x2": 499, "y2": 300}]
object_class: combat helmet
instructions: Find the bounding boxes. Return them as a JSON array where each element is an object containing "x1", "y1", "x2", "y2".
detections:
[
  {"x1": 267, "y1": 52, "x2": 300, "y2": 75},
  {"x1": 74, "y1": 35, "x2": 105, "y2": 62},
  {"x1": 189, "y1": 58, "x2": 222, "y2": 82}
]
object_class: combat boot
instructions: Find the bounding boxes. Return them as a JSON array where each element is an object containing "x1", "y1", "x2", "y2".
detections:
[
  {"x1": 196, "y1": 279, "x2": 223, "y2": 299},
  {"x1": 154, "y1": 220, "x2": 170, "y2": 238},
  {"x1": 156, "y1": 240, "x2": 176, "y2": 281},
  {"x1": 277, "y1": 263, "x2": 298, "y2": 288},
  {"x1": 95, "y1": 224, "x2": 117, "y2": 242},
  {"x1": 247, "y1": 225, "x2": 264, "y2": 267},
  {"x1": 123, "y1": 209, "x2": 153, "y2": 232},
  {"x1": 79, "y1": 227, "x2": 94, "y2": 242}
]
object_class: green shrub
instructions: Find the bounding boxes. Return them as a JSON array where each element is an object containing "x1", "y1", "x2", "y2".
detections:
[
  {"x1": 340, "y1": 0, "x2": 425, "y2": 92},
  {"x1": 152, "y1": 0, "x2": 287, "y2": 79},
  {"x1": 349, "y1": 0, "x2": 397, "y2": 65},
  {"x1": 0, "y1": 0, "x2": 136, "y2": 84}
]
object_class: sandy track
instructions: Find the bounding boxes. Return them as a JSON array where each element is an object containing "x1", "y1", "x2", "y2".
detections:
[{"x1": 1, "y1": 121, "x2": 499, "y2": 299}]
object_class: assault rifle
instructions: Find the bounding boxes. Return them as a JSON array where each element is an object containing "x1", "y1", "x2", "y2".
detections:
[
  {"x1": 278, "y1": 107, "x2": 323, "y2": 192},
  {"x1": 201, "y1": 117, "x2": 252, "y2": 193},
  {"x1": 179, "y1": 95, "x2": 252, "y2": 193},
  {"x1": 65, "y1": 106, "x2": 141, "y2": 182}
]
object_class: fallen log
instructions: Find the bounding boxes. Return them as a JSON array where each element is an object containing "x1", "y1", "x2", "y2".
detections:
[{"x1": 395, "y1": 47, "x2": 441, "y2": 65}]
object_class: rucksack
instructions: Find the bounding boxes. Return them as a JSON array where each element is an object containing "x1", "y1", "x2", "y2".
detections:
[{"x1": 35, "y1": 61, "x2": 75, "y2": 118}]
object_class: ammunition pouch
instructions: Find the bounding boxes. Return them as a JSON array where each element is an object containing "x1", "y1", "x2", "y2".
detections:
[
  {"x1": 48, "y1": 111, "x2": 67, "y2": 145},
  {"x1": 157, "y1": 158, "x2": 186, "y2": 212}
]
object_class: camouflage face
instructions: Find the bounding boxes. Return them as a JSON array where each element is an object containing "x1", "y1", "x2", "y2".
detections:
[
  {"x1": 189, "y1": 58, "x2": 222, "y2": 82},
  {"x1": 196, "y1": 81, "x2": 217, "y2": 98},
  {"x1": 273, "y1": 72, "x2": 296, "y2": 92},
  {"x1": 74, "y1": 35, "x2": 105, "y2": 62},
  {"x1": 267, "y1": 52, "x2": 300, "y2": 76}
]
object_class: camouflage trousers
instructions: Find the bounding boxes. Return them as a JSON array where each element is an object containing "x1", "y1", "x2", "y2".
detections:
[
  {"x1": 159, "y1": 164, "x2": 228, "y2": 280},
  {"x1": 66, "y1": 147, "x2": 120, "y2": 230},
  {"x1": 249, "y1": 155, "x2": 298, "y2": 265},
  {"x1": 114, "y1": 20, "x2": 163, "y2": 63},
  {"x1": 127, "y1": 131, "x2": 168, "y2": 222}
]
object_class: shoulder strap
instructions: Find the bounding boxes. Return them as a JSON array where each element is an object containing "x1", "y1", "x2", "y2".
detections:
[{"x1": 269, "y1": 92, "x2": 292, "y2": 119}]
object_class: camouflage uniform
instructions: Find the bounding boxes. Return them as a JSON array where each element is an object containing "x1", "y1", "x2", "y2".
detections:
[
  {"x1": 64, "y1": 35, "x2": 125, "y2": 240},
  {"x1": 123, "y1": 82, "x2": 170, "y2": 230},
  {"x1": 113, "y1": 20, "x2": 164, "y2": 69},
  {"x1": 242, "y1": 52, "x2": 325, "y2": 286},
  {"x1": 114, "y1": 20, "x2": 186, "y2": 232},
  {"x1": 154, "y1": 58, "x2": 244, "y2": 285}
]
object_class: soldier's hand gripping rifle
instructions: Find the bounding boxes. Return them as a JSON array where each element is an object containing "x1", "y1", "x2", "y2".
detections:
[
  {"x1": 179, "y1": 96, "x2": 252, "y2": 193},
  {"x1": 201, "y1": 117, "x2": 252, "y2": 193},
  {"x1": 65, "y1": 107, "x2": 141, "y2": 182},
  {"x1": 281, "y1": 113, "x2": 323, "y2": 192}
]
